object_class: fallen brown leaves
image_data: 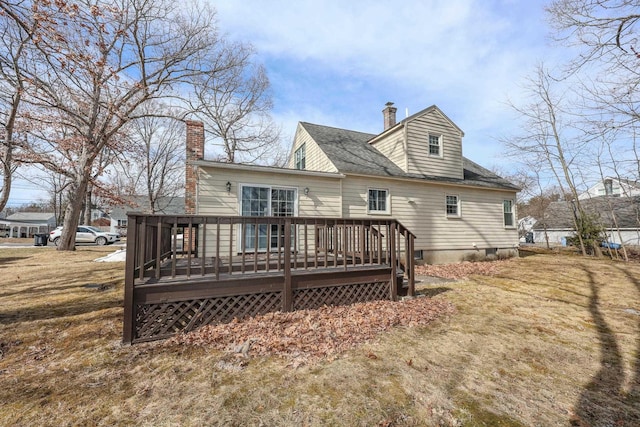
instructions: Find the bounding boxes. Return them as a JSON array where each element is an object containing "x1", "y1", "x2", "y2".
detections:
[
  {"x1": 168, "y1": 297, "x2": 455, "y2": 366},
  {"x1": 415, "y1": 258, "x2": 515, "y2": 280}
]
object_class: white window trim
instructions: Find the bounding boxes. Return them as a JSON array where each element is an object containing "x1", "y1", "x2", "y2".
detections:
[
  {"x1": 503, "y1": 199, "x2": 515, "y2": 228},
  {"x1": 445, "y1": 194, "x2": 461, "y2": 218},
  {"x1": 236, "y1": 183, "x2": 300, "y2": 253},
  {"x1": 428, "y1": 134, "x2": 443, "y2": 158},
  {"x1": 367, "y1": 187, "x2": 391, "y2": 215}
]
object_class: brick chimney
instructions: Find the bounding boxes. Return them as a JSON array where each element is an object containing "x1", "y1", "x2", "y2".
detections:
[
  {"x1": 185, "y1": 120, "x2": 204, "y2": 214},
  {"x1": 382, "y1": 102, "x2": 397, "y2": 130}
]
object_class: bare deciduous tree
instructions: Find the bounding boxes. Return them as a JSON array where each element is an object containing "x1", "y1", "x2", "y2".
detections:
[
  {"x1": 1, "y1": 0, "x2": 249, "y2": 250},
  {"x1": 0, "y1": 3, "x2": 36, "y2": 212},
  {"x1": 504, "y1": 64, "x2": 593, "y2": 255},
  {"x1": 546, "y1": 0, "x2": 640, "y2": 257},
  {"x1": 110, "y1": 106, "x2": 185, "y2": 213},
  {"x1": 41, "y1": 168, "x2": 72, "y2": 226},
  {"x1": 189, "y1": 45, "x2": 282, "y2": 164}
]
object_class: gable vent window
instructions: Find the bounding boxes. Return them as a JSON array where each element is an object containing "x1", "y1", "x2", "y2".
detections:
[
  {"x1": 294, "y1": 143, "x2": 306, "y2": 170},
  {"x1": 446, "y1": 195, "x2": 460, "y2": 217},
  {"x1": 429, "y1": 134, "x2": 442, "y2": 156}
]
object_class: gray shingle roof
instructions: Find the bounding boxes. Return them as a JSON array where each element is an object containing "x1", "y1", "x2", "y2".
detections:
[
  {"x1": 109, "y1": 196, "x2": 185, "y2": 219},
  {"x1": 6, "y1": 212, "x2": 56, "y2": 222},
  {"x1": 300, "y1": 122, "x2": 518, "y2": 191},
  {"x1": 532, "y1": 196, "x2": 640, "y2": 230}
]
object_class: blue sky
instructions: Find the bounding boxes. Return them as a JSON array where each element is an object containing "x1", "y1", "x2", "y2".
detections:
[
  {"x1": 8, "y1": 0, "x2": 563, "y2": 208},
  {"x1": 212, "y1": 0, "x2": 564, "y2": 167}
]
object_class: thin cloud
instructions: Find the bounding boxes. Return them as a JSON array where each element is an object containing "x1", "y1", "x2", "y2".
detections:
[{"x1": 211, "y1": 0, "x2": 564, "y2": 166}]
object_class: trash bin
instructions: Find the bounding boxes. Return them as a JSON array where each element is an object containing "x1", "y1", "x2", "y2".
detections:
[{"x1": 34, "y1": 233, "x2": 48, "y2": 246}]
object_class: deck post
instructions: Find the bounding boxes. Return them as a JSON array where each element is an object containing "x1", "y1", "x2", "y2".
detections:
[
  {"x1": 283, "y1": 218, "x2": 293, "y2": 311},
  {"x1": 407, "y1": 232, "x2": 415, "y2": 297},
  {"x1": 390, "y1": 222, "x2": 397, "y2": 301},
  {"x1": 123, "y1": 215, "x2": 138, "y2": 345}
]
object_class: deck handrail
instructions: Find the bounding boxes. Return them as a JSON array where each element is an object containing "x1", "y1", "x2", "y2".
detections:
[{"x1": 123, "y1": 214, "x2": 416, "y2": 343}]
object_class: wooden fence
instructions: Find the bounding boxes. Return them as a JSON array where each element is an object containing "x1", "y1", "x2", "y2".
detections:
[{"x1": 123, "y1": 215, "x2": 415, "y2": 344}]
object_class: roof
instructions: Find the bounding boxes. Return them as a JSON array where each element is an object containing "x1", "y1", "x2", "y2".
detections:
[
  {"x1": 109, "y1": 196, "x2": 185, "y2": 218},
  {"x1": 5, "y1": 212, "x2": 56, "y2": 222},
  {"x1": 374, "y1": 105, "x2": 465, "y2": 140},
  {"x1": 532, "y1": 196, "x2": 640, "y2": 230},
  {"x1": 300, "y1": 122, "x2": 518, "y2": 191},
  {"x1": 195, "y1": 160, "x2": 344, "y2": 179}
]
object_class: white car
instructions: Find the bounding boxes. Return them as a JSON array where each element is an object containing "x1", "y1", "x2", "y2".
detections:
[{"x1": 49, "y1": 225, "x2": 120, "y2": 246}]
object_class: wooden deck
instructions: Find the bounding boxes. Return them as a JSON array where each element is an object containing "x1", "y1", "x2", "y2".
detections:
[{"x1": 123, "y1": 215, "x2": 415, "y2": 344}]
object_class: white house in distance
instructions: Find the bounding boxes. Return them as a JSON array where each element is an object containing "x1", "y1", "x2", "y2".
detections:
[
  {"x1": 185, "y1": 102, "x2": 520, "y2": 264},
  {"x1": 578, "y1": 177, "x2": 640, "y2": 200},
  {"x1": 532, "y1": 197, "x2": 640, "y2": 246},
  {"x1": 0, "y1": 212, "x2": 57, "y2": 238}
]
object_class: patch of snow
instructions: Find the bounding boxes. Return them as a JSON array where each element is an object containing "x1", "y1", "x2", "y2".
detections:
[{"x1": 94, "y1": 249, "x2": 127, "y2": 262}]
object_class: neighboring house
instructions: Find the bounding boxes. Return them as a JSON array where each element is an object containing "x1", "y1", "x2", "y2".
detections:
[
  {"x1": 91, "y1": 208, "x2": 110, "y2": 223},
  {"x1": 532, "y1": 197, "x2": 640, "y2": 246},
  {"x1": 518, "y1": 215, "x2": 537, "y2": 242},
  {"x1": 107, "y1": 196, "x2": 185, "y2": 234},
  {"x1": 185, "y1": 102, "x2": 519, "y2": 264},
  {"x1": 0, "y1": 212, "x2": 57, "y2": 238},
  {"x1": 578, "y1": 177, "x2": 640, "y2": 200}
]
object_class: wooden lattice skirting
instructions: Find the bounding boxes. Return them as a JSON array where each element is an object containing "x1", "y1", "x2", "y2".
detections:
[{"x1": 133, "y1": 281, "x2": 390, "y2": 343}]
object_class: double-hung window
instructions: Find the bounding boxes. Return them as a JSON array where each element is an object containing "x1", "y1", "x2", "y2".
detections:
[
  {"x1": 503, "y1": 200, "x2": 515, "y2": 227},
  {"x1": 294, "y1": 143, "x2": 306, "y2": 170},
  {"x1": 429, "y1": 134, "x2": 442, "y2": 156},
  {"x1": 446, "y1": 195, "x2": 460, "y2": 217},
  {"x1": 368, "y1": 188, "x2": 390, "y2": 214}
]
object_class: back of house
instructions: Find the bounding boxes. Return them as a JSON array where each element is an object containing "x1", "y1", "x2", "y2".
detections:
[{"x1": 188, "y1": 102, "x2": 519, "y2": 263}]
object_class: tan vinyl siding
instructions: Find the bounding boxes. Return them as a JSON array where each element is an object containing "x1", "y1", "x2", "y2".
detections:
[
  {"x1": 369, "y1": 127, "x2": 406, "y2": 171},
  {"x1": 405, "y1": 109, "x2": 464, "y2": 179},
  {"x1": 341, "y1": 175, "x2": 518, "y2": 252},
  {"x1": 286, "y1": 125, "x2": 337, "y2": 173},
  {"x1": 197, "y1": 165, "x2": 342, "y2": 252}
]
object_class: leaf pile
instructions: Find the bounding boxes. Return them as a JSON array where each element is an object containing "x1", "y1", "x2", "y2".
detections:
[
  {"x1": 167, "y1": 297, "x2": 455, "y2": 365},
  {"x1": 415, "y1": 258, "x2": 515, "y2": 280}
]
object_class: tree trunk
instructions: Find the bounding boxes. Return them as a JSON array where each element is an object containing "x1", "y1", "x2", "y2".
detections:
[
  {"x1": 0, "y1": 158, "x2": 12, "y2": 213},
  {"x1": 84, "y1": 186, "x2": 92, "y2": 225},
  {"x1": 57, "y1": 178, "x2": 88, "y2": 251},
  {"x1": 543, "y1": 224, "x2": 550, "y2": 249}
]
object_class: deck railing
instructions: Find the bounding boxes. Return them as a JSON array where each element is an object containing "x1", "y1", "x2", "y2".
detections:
[{"x1": 123, "y1": 215, "x2": 415, "y2": 343}]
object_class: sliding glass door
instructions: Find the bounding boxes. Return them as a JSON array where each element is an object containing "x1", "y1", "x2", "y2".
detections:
[{"x1": 241, "y1": 185, "x2": 297, "y2": 251}]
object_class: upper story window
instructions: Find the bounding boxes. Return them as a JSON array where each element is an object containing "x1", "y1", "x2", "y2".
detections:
[
  {"x1": 503, "y1": 200, "x2": 515, "y2": 227},
  {"x1": 446, "y1": 194, "x2": 460, "y2": 217},
  {"x1": 429, "y1": 134, "x2": 442, "y2": 157},
  {"x1": 368, "y1": 188, "x2": 390, "y2": 214},
  {"x1": 294, "y1": 143, "x2": 306, "y2": 170}
]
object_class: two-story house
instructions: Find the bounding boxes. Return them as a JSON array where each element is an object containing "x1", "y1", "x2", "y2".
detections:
[{"x1": 185, "y1": 103, "x2": 519, "y2": 263}]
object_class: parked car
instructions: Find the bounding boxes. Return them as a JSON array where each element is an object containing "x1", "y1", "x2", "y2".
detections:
[
  {"x1": 49, "y1": 225, "x2": 120, "y2": 246},
  {"x1": 601, "y1": 241, "x2": 622, "y2": 250}
]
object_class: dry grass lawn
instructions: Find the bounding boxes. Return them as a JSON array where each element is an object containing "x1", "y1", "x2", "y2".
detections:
[{"x1": 0, "y1": 247, "x2": 639, "y2": 426}]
